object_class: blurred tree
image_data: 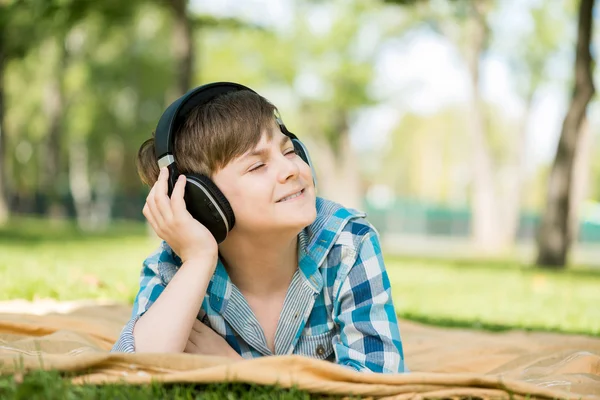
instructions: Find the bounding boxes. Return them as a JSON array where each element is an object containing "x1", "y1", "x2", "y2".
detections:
[
  {"x1": 201, "y1": 0, "x2": 409, "y2": 210},
  {"x1": 536, "y1": 0, "x2": 596, "y2": 267},
  {"x1": 66, "y1": 4, "x2": 252, "y2": 229},
  {"x1": 41, "y1": 36, "x2": 68, "y2": 219},
  {"x1": 493, "y1": 2, "x2": 566, "y2": 249},
  {"x1": 290, "y1": 0, "x2": 375, "y2": 209},
  {"x1": 379, "y1": 103, "x2": 520, "y2": 209},
  {"x1": 0, "y1": 27, "x2": 5, "y2": 224},
  {"x1": 0, "y1": 0, "x2": 139, "y2": 225},
  {"x1": 569, "y1": 116, "x2": 593, "y2": 243},
  {"x1": 3, "y1": 0, "x2": 252, "y2": 229},
  {"x1": 384, "y1": 0, "x2": 574, "y2": 254},
  {"x1": 386, "y1": 0, "x2": 505, "y2": 252},
  {"x1": 380, "y1": 109, "x2": 469, "y2": 204},
  {"x1": 289, "y1": 0, "x2": 410, "y2": 209},
  {"x1": 165, "y1": 0, "x2": 257, "y2": 98},
  {"x1": 0, "y1": 0, "x2": 48, "y2": 224},
  {"x1": 63, "y1": 10, "x2": 157, "y2": 230},
  {"x1": 460, "y1": 1, "x2": 500, "y2": 253},
  {"x1": 169, "y1": 0, "x2": 193, "y2": 99}
]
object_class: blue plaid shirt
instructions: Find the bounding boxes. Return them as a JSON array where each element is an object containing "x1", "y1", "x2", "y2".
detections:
[{"x1": 112, "y1": 197, "x2": 405, "y2": 373}]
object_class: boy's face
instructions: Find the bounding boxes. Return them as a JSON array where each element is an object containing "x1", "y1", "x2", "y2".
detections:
[{"x1": 212, "y1": 123, "x2": 317, "y2": 235}]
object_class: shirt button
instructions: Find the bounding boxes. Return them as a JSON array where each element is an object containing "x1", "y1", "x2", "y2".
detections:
[{"x1": 316, "y1": 344, "x2": 325, "y2": 356}]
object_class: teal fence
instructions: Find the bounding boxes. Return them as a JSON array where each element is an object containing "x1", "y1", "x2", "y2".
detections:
[{"x1": 364, "y1": 198, "x2": 600, "y2": 244}]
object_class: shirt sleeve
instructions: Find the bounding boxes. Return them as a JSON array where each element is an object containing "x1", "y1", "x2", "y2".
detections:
[
  {"x1": 111, "y1": 244, "x2": 172, "y2": 353},
  {"x1": 333, "y1": 229, "x2": 405, "y2": 373}
]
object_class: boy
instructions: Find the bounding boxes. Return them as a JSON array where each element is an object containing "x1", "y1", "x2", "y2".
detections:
[{"x1": 112, "y1": 82, "x2": 405, "y2": 373}]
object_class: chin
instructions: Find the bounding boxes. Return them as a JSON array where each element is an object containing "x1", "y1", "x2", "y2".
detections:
[
  {"x1": 297, "y1": 204, "x2": 318, "y2": 228},
  {"x1": 278, "y1": 206, "x2": 317, "y2": 232}
]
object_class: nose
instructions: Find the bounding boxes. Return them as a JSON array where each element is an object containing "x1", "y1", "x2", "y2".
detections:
[{"x1": 275, "y1": 152, "x2": 300, "y2": 183}]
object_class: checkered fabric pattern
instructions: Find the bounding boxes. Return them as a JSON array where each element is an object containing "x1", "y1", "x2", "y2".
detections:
[{"x1": 112, "y1": 197, "x2": 405, "y2": 373}]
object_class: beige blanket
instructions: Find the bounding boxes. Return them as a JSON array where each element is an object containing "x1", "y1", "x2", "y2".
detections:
[{"x1": 0, "y1": 301, "x2": 598, "y2": 399}]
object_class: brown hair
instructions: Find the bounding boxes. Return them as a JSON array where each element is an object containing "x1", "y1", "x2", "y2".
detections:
[{"x1": 137, "y1": 90, "x2": 277, "y2": 186}]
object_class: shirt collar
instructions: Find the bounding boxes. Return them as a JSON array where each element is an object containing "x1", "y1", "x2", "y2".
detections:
[{"x1": 206, "y1": 197, "x2": 365, "y2": 314}]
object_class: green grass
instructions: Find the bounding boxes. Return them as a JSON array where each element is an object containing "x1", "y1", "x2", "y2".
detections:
[
  {"x1": 2, "y1": 216, "x2": 599, "y2": 336},
  {"x1": 0, "y1": 217, "x2": 152, "y2": 303},
  {"x1": 0, "y1": 370, "x2": 341, "y2": 399},
  {"x1": 386, "y1": 255, "x2": 600, "y2": 336},
  {"x1": 2, "y1": 216, "x2": 598, "y2": 398}
]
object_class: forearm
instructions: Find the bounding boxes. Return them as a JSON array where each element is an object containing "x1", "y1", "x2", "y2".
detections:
[{"x1": 133, "y1": 256, "x2": 216, "y2": 353}]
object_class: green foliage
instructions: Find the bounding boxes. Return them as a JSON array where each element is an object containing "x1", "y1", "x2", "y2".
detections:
[
  {"x1": 5, "y1": 2, "x2": 174, "y2": 200},
  {"x1": 201, "y1": 0, "x2": 408, "y2": 153},
  {"x1": 2, "y1": 0, "x2": 598, "y2": 250},
  {"x1": 379, "y1": 107, "x2": 470, "y2": 203},
  {"x1": 1, "y1": 0, "x2": 139, "y2": 60},
  {"x1": 4, "y1": 0, "x2": 278, "y2": 216},
  {"x1": 492, "y1": 1, "x2": 568, "y2": 99}
]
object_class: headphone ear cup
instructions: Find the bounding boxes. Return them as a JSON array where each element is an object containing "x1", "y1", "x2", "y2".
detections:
[
  {"x1": 183, "y1": 174, "x2": 235, "y2": 244},
  {"x1": 166, "y1": 163, "x2": 179, "y2": 198},
  {"x1": 292, "y1": 139, "x2": 318, "y2": 189},
  {"x1": 292, "y1": 139, "x2": 308, "y2": 165}
]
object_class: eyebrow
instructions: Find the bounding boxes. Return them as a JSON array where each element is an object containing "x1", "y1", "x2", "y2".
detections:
[{"x1": 242, "y1": 135, "x2": 292, "y2": 161}]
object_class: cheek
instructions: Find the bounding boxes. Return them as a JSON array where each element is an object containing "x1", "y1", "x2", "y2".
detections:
[
  {"x1": 224, "y1": 180, "x2": 270, "y2": 215},
  {"x1": 298, "y1": 160, "x2": 313, "y2": 182}
]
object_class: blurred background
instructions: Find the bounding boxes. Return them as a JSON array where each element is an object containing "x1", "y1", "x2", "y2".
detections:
[{"x1": 1, "y1": 0, "x2": 599, "y2": 335}]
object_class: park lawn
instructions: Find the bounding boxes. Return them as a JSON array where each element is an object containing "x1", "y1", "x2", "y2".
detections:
[
  {"x1": 1, "y1": 217, "x2": 599, "y2": 398},
  {"x1": 0, "y1": 369, "x2": 338, "y2": 400},
  {"x1": 1, "y1": 217, "x2": 599, "y2": 336},
  {"x1": 386, "y1": 255, "x2": 600, "y2": 335}
]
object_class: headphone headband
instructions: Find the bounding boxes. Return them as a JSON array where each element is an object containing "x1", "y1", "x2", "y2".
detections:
[{"x1": 154, "y1": 82, "x2": 258, "y2": 165}]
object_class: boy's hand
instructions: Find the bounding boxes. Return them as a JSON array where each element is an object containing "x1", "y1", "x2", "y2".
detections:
[
  {"x1": 143, "y1": 167, "x2": 218, "y2": 264},
  {"x1": 185, "y1": 319, "x2": 243, "y2": 360}
]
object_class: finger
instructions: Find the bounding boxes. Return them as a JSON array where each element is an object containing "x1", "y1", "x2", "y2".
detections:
[
  {"x1": 191, "y1": 318, "x2": 205, "y2": 332},
  {"x1": 171, "y1": 174, "x2": 188, "y2": 218},
  {"x1": 184, "y1": 339, "x2": 200, "y2": 354},
  {"x1": 146, "y1": 184, "x2": 166, "y2": 230},
  {"x1": 153, "y1": 168, "x2": 174, "y2": 223},
  {"x1": 142, "y1": 203, "x2": 155, "y2": 227},
  {"x1": 143, "y1": 203, "x2": 163, "y2": 238},
  {"x1": 143, "y1": 186, "x2": 159, "y2": 225},
  {"x1": 188, "y1": 328, "x2": 201, "y2": 348}
]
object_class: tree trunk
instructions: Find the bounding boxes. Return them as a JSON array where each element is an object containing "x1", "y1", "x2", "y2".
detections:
[
  {"x1": 69, "y1": 140, "x2": 93, "y2": 231},
  {"x1": 499, "y1": 95, "x2": 534, "y2": 249},
  {"x1": 41, "y1": 38, "x2": 68, "y2": 218},
  {"x1": 169, "y1": 0, "x2": 194, "y2": 98},
  {"x1": 569, "y1": 116, "x2": 592, "y2": 243},
  {"x1": 0, "y1": 35, "x2": 8, "y2": 224},
  {"x1": 69, "y1": 137, "x2": 121, "y2": 232},
  {"x1": 536, "y1": 0, "x2": 595, "y2": 268},
  {"x1": 89, "y1": 170, "x2": 114, "y2": 231},
  {"x1": 299, "y1": 105, "x2": 362, "y2": 210},
  {"x1": 465, "y1": 2, "x2": 500, "y2": 253}
]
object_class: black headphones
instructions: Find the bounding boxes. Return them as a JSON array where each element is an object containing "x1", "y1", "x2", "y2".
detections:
[{"x1": 154, "y1": 82, "x2": 317, "y2": 244}]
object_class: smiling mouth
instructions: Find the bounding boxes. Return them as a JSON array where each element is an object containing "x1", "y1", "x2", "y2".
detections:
[{"x1": 277, "y1": 189, "x2": 305, "y2": 203}]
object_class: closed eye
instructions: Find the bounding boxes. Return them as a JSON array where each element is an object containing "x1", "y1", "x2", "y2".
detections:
[
  {"x1": 248, "y1": 148, "x2": 296, "y2": 173},
  {"x1": 249, "y1": 163, "x2": 265, "y2": 173}
]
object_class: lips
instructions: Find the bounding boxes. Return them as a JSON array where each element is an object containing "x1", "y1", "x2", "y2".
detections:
[{"x1": 277, "y1": 188, "x2": 305, "y2": 203}]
